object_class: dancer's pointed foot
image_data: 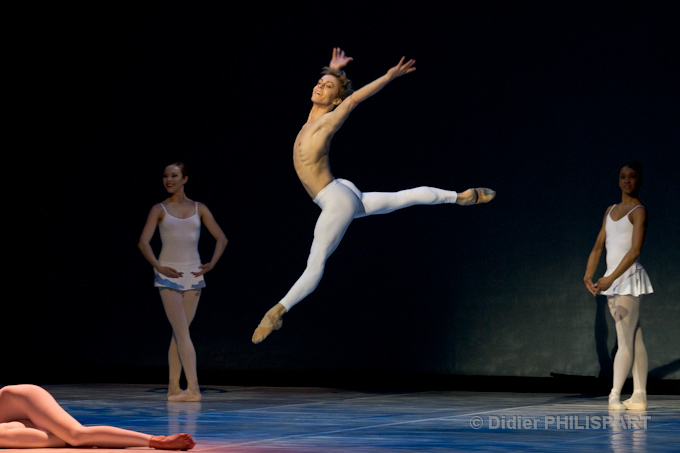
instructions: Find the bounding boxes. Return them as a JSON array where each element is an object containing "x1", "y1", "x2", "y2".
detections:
[
  {"x1": 608, "y1": 392, "x2": 626, "y2": 410},
  {"x1": 252, "y1": 303, "x2": 286, "y2": 344},
  {"x1": 457, "y1": 188, "x2": 496, "y2": 205},
  {"x1": 149, "y1": 433, "x2": 196, "y2": 450},
  {"x1": 623, "y1": 390, "x2": 648, "y2": 410},
  {"x1": 167, "y1": 389, "x2": 202, "y2": 402}
]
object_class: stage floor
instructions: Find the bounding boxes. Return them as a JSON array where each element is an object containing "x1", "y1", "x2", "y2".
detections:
[{"x1": 5, "y1": 383, "x2": 679, "y2": 452}]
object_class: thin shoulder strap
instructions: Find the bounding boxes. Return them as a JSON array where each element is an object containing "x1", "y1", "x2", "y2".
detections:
[
  {"x1": 608, "y1": 204, "x2": 617, "y2": 216},
  {"x1": 195, "y1": 202, "x2": 199, "y2": 214},
  {"x1": 627, "y1": 205, "x2": 644, "y2": 216},
  {"x1": 160, "y1": 203, "x2": 168, "y2": 213}
]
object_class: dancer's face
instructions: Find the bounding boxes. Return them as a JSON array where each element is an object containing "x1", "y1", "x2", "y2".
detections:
[
  {"x1": 311, "y1": 75, "x2": 342, "y2": 107},
  {"x1": 163, "y1": 165, "x2": 188, "y2": 194},
  {"x1": 619, "y1": 166, "x2": 641, "y2": 196}
]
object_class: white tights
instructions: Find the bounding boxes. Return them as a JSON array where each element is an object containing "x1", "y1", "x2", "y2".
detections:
[
  {"x1": 0, "y1": 384, "x2": 150, "y2": 448},
  {"x1": 279, "y1": 179, "x2": 458, "y2": 311},
  {"x1": 160, "y1": 288, "x2": 201, "y2": 392},
  {"x1": 608, "y1": 295, "x2": 648, "y2": 396}
]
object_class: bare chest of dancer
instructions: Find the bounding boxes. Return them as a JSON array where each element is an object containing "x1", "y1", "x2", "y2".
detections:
[{"x1": 293, "y1": 121, "x2": 336, "y2": 199}]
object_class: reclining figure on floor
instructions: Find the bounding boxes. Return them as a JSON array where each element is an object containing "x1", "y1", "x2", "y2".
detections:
[{"x1": 0, "y1": 384, "x2": 196, "y2": 450}]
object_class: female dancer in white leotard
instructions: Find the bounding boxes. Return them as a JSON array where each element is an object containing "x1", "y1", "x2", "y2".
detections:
[
  {"x1": 584, "y1": 161, "x2": 653, "y2": 410},
  {"x1": 139, "y1": 163, "x2": 228, "y2": 402},
  {"x1": 0, "y1": 384, "x2": 195, "y2": 449}
]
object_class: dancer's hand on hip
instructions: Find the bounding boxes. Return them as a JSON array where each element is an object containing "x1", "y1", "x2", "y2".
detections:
[{"x1": 157, "y1": 266, "x2": 183, "y2": 278}]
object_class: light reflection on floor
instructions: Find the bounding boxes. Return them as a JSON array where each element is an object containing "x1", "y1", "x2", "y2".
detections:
[{"x1": 5, "y1": 383, "x2": 679, "y2": 452}]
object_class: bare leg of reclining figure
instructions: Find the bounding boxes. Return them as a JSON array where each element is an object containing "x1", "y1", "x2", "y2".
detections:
[{"x1": 0, "y1": 384, "x2": 195, "y2": 449}]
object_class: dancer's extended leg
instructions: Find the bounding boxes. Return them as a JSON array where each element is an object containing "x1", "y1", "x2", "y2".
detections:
[
  {"x1": 167, "y1": 290, "x2": 201, "y2": 397},
  {"x1": 346, "y1": 181, "x2": 494, "y2": 217},
  {"x1": 252, "y1": 182, "x2": 359, "y2": 344},
  {"x1": 359, "y1": 186, "x2": 458, "y2": 216},
  {"x1": 0, "y1": 385, "x2": 195, "y2": 449},
  {"x1": 160, "y1": 289, "x2": 202, "y2": 402},
  {"x1": 607, "y1": 295, "x2": 643, "y2": 410}
]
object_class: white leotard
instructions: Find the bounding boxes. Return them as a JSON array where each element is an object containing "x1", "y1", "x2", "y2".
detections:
[
  {"x1": 601, "y1": 204, "x2": 653, "y2": 296},
  {"x1": 158, "y1": 203, "x2": 201, "y2": 265},
  {"x1": 154, "y1": 203, "x2": 205, "y2": 291}
]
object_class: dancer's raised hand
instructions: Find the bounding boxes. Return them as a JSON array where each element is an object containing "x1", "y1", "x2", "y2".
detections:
[
  {"x1": 387, "y1": 56, "x2": 416, "y2": 80},
  {"x1": 330, "y1": 47, "x2": 353, "y2": 69}
]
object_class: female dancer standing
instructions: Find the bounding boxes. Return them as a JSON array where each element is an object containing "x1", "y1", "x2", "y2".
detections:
[
  {"x1": 0, "y1": 384, "x2": 195, "y2": 449},
  {"x1": 139, "y1": 163, "x2": 228, "y2": 402},
  {"x1": 584, "y1": 161, "x2": 653, "y2": 410}
]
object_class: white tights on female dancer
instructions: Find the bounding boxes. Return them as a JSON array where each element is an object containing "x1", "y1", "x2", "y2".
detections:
[
  {"x1": 0, "y1": 384, "x2": 195, "y2": 449},
  {"x1": 607, "y1": 294, "x2": 648, "y2": 408},
  {"x1": 584, "y1": 162, "x2": 653, "y2": 411},
  {"x1": 161, "y1": 288, "x2": 201, "y2": 400}
]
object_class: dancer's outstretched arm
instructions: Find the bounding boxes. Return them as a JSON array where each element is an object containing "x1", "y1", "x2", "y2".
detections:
[{"x1": 327, "y1": 56, "x2": 416, "y2": 130}]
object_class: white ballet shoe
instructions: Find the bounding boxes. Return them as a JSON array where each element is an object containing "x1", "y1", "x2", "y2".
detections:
[
  {"x1": 608, "y1": 392, "x2": 626, "y2": 411},
  {"x1": 623, "y1": 390, "x2": 648, "y2": 410}
]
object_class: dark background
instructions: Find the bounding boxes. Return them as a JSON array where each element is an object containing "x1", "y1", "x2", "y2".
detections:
[{"x1": 7, "y1": 1, "x2": 679, "y2": 393}]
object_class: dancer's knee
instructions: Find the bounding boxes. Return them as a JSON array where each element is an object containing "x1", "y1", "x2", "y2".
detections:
[
  {"x1": 0, "y1": 422, "x2": 23, "y2": 438},
  {"x1": 7, "y1": 384, "x2": 42, "y2": 395},
  {"x1": 302, "y1": 261, "x2": 325, "y2": 286},
  {"x1": 306, "y1": 247, "x2": 330, "y2": 275},
  {"x1": 0, "y1": 421, "x2": 28, "y2": 431},
  {"x1": 3, "y1": 384, "x2": 47, "y2": 404},
  {"x1": 172, "y1": 329, "x2": 193, "y2": 345},
  {"x1": 616, "y1": 342, "x2": 635, "y2": 358},
  {"x1": 614, "y1": 327, "x2": 636, "y2": 357}
]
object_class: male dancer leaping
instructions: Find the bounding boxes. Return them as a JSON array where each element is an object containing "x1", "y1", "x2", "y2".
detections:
[{"x1": 252, "y1": 48, "x2": 495, "y2": 343}]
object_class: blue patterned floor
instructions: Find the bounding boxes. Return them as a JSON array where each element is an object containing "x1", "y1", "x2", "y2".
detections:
[{"x1": 8, "y1": 383, "x2": 680, "y2": 452}]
